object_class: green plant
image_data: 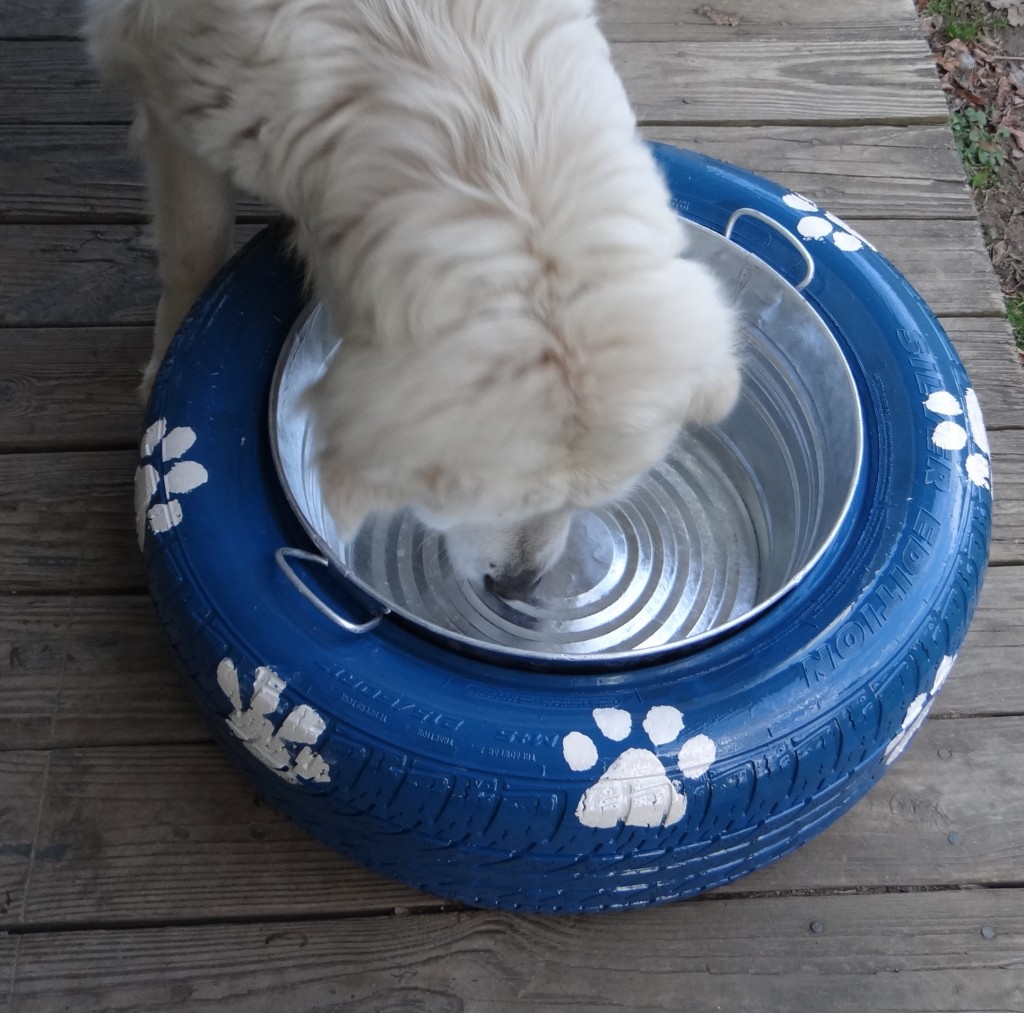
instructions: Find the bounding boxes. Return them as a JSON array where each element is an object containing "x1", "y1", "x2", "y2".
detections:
[
  {"x1": 925, "y1": 0, "x2": 1006, "y2": 41},
  {"x1": 1006, "y1": 293, "x2": 1024, "y2": 351},
  {"x1": 950, "y1": 106, "x2": 1009, "y2": 188}
]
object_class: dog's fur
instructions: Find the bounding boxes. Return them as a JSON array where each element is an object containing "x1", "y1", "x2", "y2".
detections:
[{"x1": 85, "y1": 0, "x2": 740, "y2": 596}]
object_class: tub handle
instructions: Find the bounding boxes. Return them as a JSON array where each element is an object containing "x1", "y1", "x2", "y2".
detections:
[
  {"x1": 724, "y1": 208, "x2": 815, "y2": 292},
  {"x1": 275, "y1": 547, "x2": 387, "y2": 635}
]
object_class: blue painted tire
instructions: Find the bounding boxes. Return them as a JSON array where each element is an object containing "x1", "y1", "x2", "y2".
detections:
[{"x1": 138, "y1": 145, "x2": 992, "y2": 913}]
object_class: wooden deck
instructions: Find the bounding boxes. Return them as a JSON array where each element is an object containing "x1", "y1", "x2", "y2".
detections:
[{"x1": 1, "y1": 1, "x2": 1023, "y2": 1009}]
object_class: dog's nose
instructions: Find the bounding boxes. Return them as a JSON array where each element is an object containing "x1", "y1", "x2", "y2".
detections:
[{"x1": 484, "y1": 568, "x2": 543, "y2": 601}]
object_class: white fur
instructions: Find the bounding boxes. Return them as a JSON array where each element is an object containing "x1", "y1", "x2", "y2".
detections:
[{"x1": 85, "y1": 0, "x2": 740, "y2": 594}]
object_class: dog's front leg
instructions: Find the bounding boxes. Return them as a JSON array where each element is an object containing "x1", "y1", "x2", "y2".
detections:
[{"x1": 138, "y1": 110, "x2": 236, "y2": 401}]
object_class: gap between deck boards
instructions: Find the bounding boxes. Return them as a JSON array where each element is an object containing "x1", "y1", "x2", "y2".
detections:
[{"x1": 1, "y1": 880, "x2": 1020, "y2": 937}]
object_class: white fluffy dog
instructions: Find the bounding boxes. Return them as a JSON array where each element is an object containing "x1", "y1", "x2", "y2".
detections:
[{"x1": 86, "y1": 0, "x2": 739, "y2": 597}]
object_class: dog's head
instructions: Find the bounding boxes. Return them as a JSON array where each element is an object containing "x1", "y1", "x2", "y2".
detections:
[{"x1": 306, "y1": 250, "x2": 739, "y2": 599}]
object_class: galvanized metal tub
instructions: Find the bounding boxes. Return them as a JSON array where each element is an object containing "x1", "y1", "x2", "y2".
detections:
[{"x1": 270, "y1": 219, "x2": 864, "y2": 665}]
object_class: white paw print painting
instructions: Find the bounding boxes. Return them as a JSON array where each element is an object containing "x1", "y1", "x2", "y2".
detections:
[
  {"x1": 563, "y1": 706, "x2": 716, "y2": 829},
  {"x1": 135, "y1": 418, "x2": 209, "y2": 548},
  {"x1": 782, "y1": 193, "x2": 876, "y2": 253},
  {"x1": 884, "y1": 655, "x2": 956, "y2": 766},
  {"x1": 925, "y1": 388, "x2": 992, "y2": 491},
  {"x1": 217, "y1": 658, "x2": 331, "y2": 784}
]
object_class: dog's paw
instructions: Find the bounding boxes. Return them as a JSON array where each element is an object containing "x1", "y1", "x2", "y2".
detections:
[
  {"x1": 925, "y1": 388, "x2": 991, "y2": 490},
  {"x1": 135, "y1": 418, "x2": 209, "y2": 549},
  {"x1": 562, "y1": 706, "x2": 716, "y2": 829},
  {"x1": 217, "y1": 658, "x2": 331, "y2": 784}
]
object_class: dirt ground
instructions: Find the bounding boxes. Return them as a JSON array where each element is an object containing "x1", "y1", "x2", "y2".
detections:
[{"x1": 916, "y1": 0, "x2": 1024, "y2": 359}]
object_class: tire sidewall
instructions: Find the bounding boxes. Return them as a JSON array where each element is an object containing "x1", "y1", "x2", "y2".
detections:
[{"x1": 139, "y1": 146, "x2": 992, "y2": 911}]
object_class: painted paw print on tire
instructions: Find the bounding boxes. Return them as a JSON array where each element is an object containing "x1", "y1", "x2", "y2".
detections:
[
  {"x1": 216, "y1": 658, "x2": 331, "y2": 784},
  {"x1": 782, "y1": 193, "x2": 876, "y2": 253},
  {"x1": 925, "y1": 388, "x2": 992, "y2": 491},
  {"x1": 562, "y1": 706, "x2": 716, "y2": 829},
  {"x1": 884, "y1": 655, "x2": 956, "y2": 765},
  {"x1": 135, "y1": 418, "x2": 209, "y2": 548}
]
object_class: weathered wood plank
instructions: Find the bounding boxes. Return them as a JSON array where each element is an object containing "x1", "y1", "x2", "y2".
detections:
[
  {"x1": 0, "y1": 937, "x2": 16, "y2": 1012},
  {"x1": 0, "y1": 126, "x2": 269, "y2": 223},
  {"x1": 0, "y1": 218, "x2": 1002, "y2": 329},
  {"x1": 1, "y1": 427, "x2": 1020, "y2": 594},
  {"x1": 1, "y1": 0, "x2": 919, "y2": 42},
  {"x1": 619, "y1": 40, "x2": 947, "y2": 125},
  {"x1": 3, "y1": 124, "x2": 973, "y2": 224},
  {"x1": 601, "y1": 0, "x2": 920, "y2": 42},
  {"x1": 942, "y1": 318, "x2": 1024, "y2": 431},
  {"x1": 0, "y1": 0, "x2": 1018, "y2": 1003},
  {"x1": 645, "y1": 124, "x2": 972, "y2": 220},
  {"x1": 0, "y1": 122, "x2": 959, "y2": 224},
  {"x1": 3, "y1": 561, "x2": 1018, "y2": 752},
  {"x1": 0, "y1": 451, "x2": 140, "y2": 593},
  {"x1": 9, "y1": 890, "x2": 1024, "y2": 1013},
  {"x1": 0, "y1": 40, "x2": 949, "y2": 126},
  {"x1": 0, "y1": 42, "x2": 127, "y2": 124},
  {"x1": 950, "y1": 565, "x2": 1024, "y2": 716},
  {"x1": 0, "y1": 328, "x2": 147, "y2": 450},
  {"x1": 0, "y1": 595, "x2": 204, "y2": 750},
  {"x1": 0, "y1": 225, "x2": 275, "y2": 327},
  {"x1": 0, "y1": 317, "x2": 1008, "y2": 453},
  {"x1": 851, "y1": 217, "x2": 1006, "y2": 317},
  {"x1": 0, "y1": 125, "x2": 148, "y2": 223},
  {"x1": 0, "y1": 317, "x2": 1010, "y2": 451},
  {"x1": 0, "y1": 226, "x2": 156, "y2": 327},
  {"x1": 13, "y1": 717, "x2": 1022, "y2": 925},
  {"x1": 0, "y1": 313, "x2": 1013, "y2": 454},
  {"x1": 0, "y1": 752, "x2": 50, "y2": 926},
  {"x1": 0, "y1": 311, "x2": 1011, "y2": 462},
  {"x1": 992, "y1": 429, "x2": 1024, "y2": 564},
  {"x1": 25, "y1": 744, "x2": 438, "y2": 922},
  {"x1": 0, "y1": 0, "x2": 75, "y2": 39}
]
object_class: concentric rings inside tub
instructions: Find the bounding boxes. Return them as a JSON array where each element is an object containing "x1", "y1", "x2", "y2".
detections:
[{"x1": 271, "y1": 221, "x2": 865, "y2": 664}]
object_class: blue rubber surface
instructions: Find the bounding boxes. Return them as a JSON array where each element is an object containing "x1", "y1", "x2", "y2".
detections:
[{"x1": 137, "y1": 145, "x2": 992, "y2": 913}]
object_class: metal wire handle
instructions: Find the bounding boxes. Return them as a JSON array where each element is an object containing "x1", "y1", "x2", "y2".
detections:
[
  {"x1": 275, "y1": 547, "x2": 387, "y2": 635},
  {"x1": 724, "y1": 208, "x2": 816, "y2": 292}
]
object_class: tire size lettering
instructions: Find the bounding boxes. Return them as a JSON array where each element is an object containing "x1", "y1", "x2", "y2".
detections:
[
  {"x1": 803, "y1": 524, "x2": 934, "y2": 685},
  {"x1": 337, "y1": 670, "x2": 464, "y2": 732}
]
